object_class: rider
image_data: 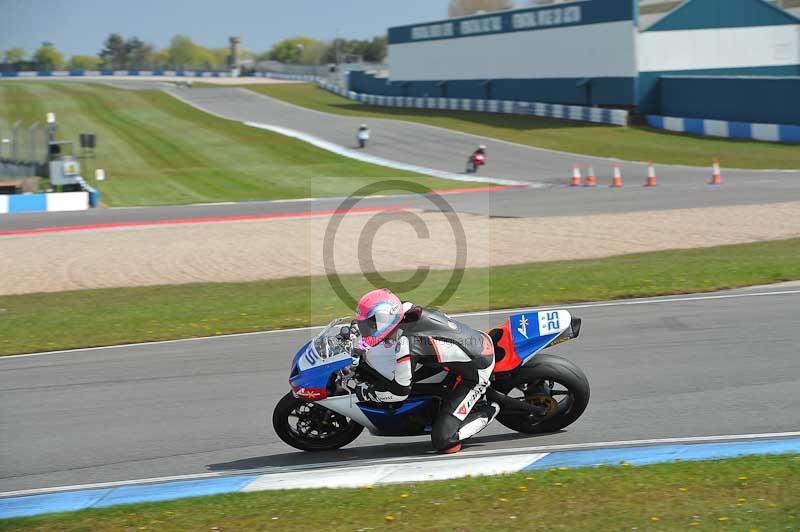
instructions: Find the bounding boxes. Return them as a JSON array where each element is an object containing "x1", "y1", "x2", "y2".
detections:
[
  {"x1": 357, "y1": 124, "x2": 370, "y2": 148},
  {"x1": 353, "y1": 288, "x2": 499, "y2": 453},
  {"x1": 472, "y1": 145, "x2": 486, "y2": 158}
]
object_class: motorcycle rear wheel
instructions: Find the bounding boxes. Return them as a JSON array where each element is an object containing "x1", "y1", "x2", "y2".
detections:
[
  {"x1": 273, "y1": 392, "x2": 364, "y2": 452},
  {"x1": 494, "y1": 354, "x2": 590, "y2": 434}
]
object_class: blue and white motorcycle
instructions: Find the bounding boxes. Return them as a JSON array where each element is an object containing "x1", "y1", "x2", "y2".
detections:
[{"x1": 273, "y1": 311, "x2": 589, "y2": 452}]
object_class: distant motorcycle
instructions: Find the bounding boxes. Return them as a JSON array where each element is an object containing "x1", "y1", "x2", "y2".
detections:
[
  {"x1": 466, "y1": 146, "x2": 487, "y2": 173},
  {"x1": 357, "y1": 125, "x2": 370, "y2": 149},
  {"x1": 466, "y1": 153, "x2": 486, "y2": 173},
  {"x1": 272, "y1": 310, "x2": 590, "y2": 452}
]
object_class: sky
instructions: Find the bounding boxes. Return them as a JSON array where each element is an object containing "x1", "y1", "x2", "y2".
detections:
[{"x1": 0, "y1": 0, "x2": 449, "y2": 58}]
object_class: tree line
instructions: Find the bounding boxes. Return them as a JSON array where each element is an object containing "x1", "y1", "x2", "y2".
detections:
[
  {"x1": 263, "y1": 36, "x2": 386, "y2": 65},
  {"x1": 1, "y1": 33, "x2": 387, "y2": 72}
]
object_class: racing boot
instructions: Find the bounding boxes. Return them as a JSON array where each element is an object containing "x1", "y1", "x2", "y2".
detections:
[{"x1": 456, "y1": 401, "x2": 500, "y2": 442}]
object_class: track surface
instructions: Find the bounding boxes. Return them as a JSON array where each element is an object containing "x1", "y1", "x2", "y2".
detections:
[
  {"x1": 2, "y1": 286, "x2": 799, "y2": 492},
  {"x1": 2, "y1": 82, "x2": 799, "y2": 231}
]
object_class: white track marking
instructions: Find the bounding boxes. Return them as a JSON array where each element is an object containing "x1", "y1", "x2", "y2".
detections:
[
  {"x1": 238, "y1": 430, "x2": 800, "y2": 471},
  {"x1": 3, "y1": 431, "x2": 798, "y2": 498},
  {"x1": 457, "y1": 288, "x2": 800, "y2": 318},
  {"x1": 165, "y1": 89, "x2": 527, "y2": 187},
  {"x1": 3, "y1": 288, "x2": 799, "y2": 360},
  {"x1": 245, "y1": 86, "x2": 800, "y2": 174},
  {"x1": 246, "y1": 121, "x2": 527, "y2": 187},
  {"x1": 241, "y1": 453, "x2": 546, "y2": 492}
]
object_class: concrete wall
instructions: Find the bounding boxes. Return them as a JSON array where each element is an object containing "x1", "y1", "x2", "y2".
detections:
[
  {"x1": 349, "y1": 71, "x2": 635, "y2": 106},
  {"x1": 319, "y1": 81, "x2": 630, "y2": 126},
  {"x1": 647, "y1": 114, "x2": 800, "y2": 142},
  {"x1": 0, "y1": 191, "x2": 89, "y2": 214}
]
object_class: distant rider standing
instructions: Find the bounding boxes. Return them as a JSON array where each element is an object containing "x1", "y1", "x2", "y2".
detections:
[{"x1": 352, "y1": 288, "x2": 499, "y2": 453}]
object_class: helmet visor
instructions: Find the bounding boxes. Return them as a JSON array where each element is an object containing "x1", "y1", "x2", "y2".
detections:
[{"x1": 357, "y1": 315, "x2": 378, "y2": 339}]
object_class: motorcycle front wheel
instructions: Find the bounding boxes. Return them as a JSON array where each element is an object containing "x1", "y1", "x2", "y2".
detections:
[
  {"x1": 493, "y1": 354, "x2": 590, "y2": 434},
  {"x1": 272, "y1": 392, "x2": 364, "y2": 452}
]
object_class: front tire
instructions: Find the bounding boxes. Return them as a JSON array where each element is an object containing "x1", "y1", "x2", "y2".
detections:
[
  {"x1": 494, "y1": 354, "x2": 590, "y2": 434},
  {"x1": 272, "y1": 392, "x2": 364, "y2": 452}
]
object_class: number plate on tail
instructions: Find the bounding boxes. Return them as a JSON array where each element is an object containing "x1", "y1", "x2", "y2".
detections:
[{"x1": 508, "y1": 310, "x2": 571, "y2": 360}]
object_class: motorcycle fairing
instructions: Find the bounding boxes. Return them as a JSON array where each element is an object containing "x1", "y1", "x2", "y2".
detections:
[
  {"x1": 359, "y1": 397, "x2": 435, "y2": 436},
  {"x1": 316, "y1": 393, "x2": 435, "y2": 436},
  {"x1": 491, "y1": 310, "x2": 572, "y2": 372},
  {"x1": 316, "y1": 395, "x2": 379, "y2": 432},
  {"x1": 289, "y1": 341, "x2": 352, "y2": 401}
]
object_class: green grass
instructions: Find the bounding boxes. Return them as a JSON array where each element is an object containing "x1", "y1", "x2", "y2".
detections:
[
  {"x1": 243, "y1": 83, "x2": 800, "y2": 170},
  {"x1": 2, "y1": 454, "x2": 798, "y2": 531},
  {"x1": 0, "y1": 82, "x2": 467, "y2": 206},
  {"x1": 1, "y1": 238, "x2": 798, "y2": 356}
]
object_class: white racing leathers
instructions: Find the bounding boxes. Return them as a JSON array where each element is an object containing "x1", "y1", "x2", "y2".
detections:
[{"x1": 360, "y1": 305, "x2": 498, "y2": 450}]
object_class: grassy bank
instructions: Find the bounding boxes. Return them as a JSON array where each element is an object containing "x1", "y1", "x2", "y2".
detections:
[
  {"x1": 3, "y1": 454, "x2": 798, "y2": 531},
  {"x1": 243, "y1": 84, "x2": 800, "y2": 170},
  {"x1": 1, "y1": 238, "x2": 798, "y2": 356},
  {"x1": 0, "y1": 82, "x2": 463, "y2": 206}
]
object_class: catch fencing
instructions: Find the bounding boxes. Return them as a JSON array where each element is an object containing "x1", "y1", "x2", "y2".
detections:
[{"x1": 0, "y1": 120, "x2": 48, "y2": 178}]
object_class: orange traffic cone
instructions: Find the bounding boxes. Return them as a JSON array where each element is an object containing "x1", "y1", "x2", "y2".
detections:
[
  {"x1": 570, "y1": 165, "x2": 581, "y2": 186},
  {"x1": 645, "y1": 162, "x2": 657, "y2": 187},
  {"x1": 710, "y1": 158, "x2": 722, "y2": 185},
  {"x1": 611, "y1": 162, "x2": 623, "y2": 188},
  {"x1": 584, "y1": 164, "x2": 597, "y2": 187}
]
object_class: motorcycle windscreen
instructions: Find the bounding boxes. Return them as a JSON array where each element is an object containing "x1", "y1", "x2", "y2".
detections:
[
  {"x1": 508, "y1": 310, "x2": 571, "y2": 364},
  {"x1": 289, "y1": 342, "x2": 352, "y2": 401}
]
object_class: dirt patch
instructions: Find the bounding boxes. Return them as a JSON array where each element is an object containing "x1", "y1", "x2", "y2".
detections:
[{"x1": 2, "y1": 202, "x2": 799, "y2": 296}]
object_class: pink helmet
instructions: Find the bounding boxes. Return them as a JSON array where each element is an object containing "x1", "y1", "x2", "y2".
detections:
[{"x1": 355, "y1": 288, "x2": 404, "y2": 347}]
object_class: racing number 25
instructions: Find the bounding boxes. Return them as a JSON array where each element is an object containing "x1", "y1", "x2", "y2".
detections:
[{"x1": 544, "y1": 311, "x2": 560, "y2": 332}]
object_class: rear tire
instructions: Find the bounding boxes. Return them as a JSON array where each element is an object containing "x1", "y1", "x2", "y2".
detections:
[
  {"x1": 272, "y1": 392, "x2": 364, "y2": 452},
  {"x1": 494, "y1": 354, "x2": 590, "y2": 434}
]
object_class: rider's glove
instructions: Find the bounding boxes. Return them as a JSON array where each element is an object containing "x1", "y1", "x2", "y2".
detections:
[{"x1": 352, "y1": 337, "x2": 369, "y2": 360}]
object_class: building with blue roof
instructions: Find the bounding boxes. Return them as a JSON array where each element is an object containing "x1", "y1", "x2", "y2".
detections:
[{"x1": 347, "y1": 0, "x2": 800, "y2": 134}]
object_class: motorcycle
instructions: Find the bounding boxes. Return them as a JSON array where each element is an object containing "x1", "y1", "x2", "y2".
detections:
[
  {"x1": 357, "y1": 128, "x2": 370, "y2": 149},
  {"x1": 273, "y1": 310, "x2": 590, "y2": 452},
  {"x1": 466, "y1": 152, "x2": 486, "y2": 173}
]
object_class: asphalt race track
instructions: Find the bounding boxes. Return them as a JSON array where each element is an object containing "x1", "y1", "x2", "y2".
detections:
[
  {"x1": 2, "y1": 285, "x2": 799, "y2": 493},
  {"x1": 2, "y1": 81, "x2": 800, "y2": 231}
]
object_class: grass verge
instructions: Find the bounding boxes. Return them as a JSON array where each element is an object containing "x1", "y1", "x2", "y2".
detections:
[
  {"x1": 243, "y1": 84, "x2": 800, "y2": 170},
  {"x1": 1, "y1": 238, "x2": 798, "y2": 356},
  {"x1": 0, "y1": 82, "x2": 466, "y2": 206},
  {"x1": 2, "y1": 454, "x2": 799, "y2": 531}
]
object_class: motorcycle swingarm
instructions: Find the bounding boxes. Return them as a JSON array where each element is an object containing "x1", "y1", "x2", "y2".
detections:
[{"x1": 486, "y1": 388, "x2": 549, "y2": 417}]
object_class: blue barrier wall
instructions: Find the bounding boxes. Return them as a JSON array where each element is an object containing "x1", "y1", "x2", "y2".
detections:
[
  {"x1": 637, "y1": 65, "x2": 800, "y2": 116},
  {"x1": 0, "y1": 69, "x2": 227, "y2": 78},
  {"x1": 658, "y1": 75, "x2": 800, "y2": 125},
  {"x1": 349, "y1": 71, "x2": 635, "y2": 106}
]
